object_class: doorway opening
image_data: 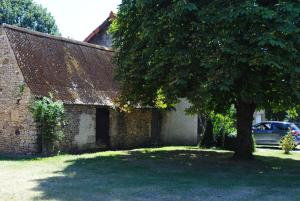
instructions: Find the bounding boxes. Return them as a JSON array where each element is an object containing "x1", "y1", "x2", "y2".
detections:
[{"x1": 96, "y1": 107, "x2": 110, "y2": 147}]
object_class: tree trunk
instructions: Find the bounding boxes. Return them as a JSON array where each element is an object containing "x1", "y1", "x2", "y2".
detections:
[
  {"x1": 197, "y1": 114, "x2": 206, "y2": 147},
  {"x1": 200, "y1": 118, "x2": 215, "y2": 148},
  {"x1": 197, "y1": 114, "x2": 207, "y2": 147},
  {"x1": 234, "y1": 100, "x2": 256, "y2": 159}
]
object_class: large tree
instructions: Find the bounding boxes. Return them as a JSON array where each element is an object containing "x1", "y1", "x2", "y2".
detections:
[
  {"x1": 111, "y1": 0, "x2": 300, "y2": 159},
  {"x1": 0, "y1": 0, "x2": 59, "y2": 35}
]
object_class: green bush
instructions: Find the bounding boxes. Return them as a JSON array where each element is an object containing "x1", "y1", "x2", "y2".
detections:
[
  {"x1": 280, "y1": 129, "x2": 295, "y2": 154},
  {"x1": 30, "y1": 96, "x2": 65, "y2": 154},
  {"x1": 211, "y1": 106, "x2": 236, "y2": 147}
]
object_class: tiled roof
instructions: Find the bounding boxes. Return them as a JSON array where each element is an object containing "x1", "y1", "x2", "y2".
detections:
[{"x1": 3, "y1": 24, "x2": 118, "y2": 105}]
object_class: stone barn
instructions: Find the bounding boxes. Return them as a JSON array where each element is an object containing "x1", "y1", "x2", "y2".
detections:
[
  {"x1": 85, "y1": 12, "x2": 200, "y2": 146},
  {"x1": 84, "y1": 12, "x2": 268, "y2": 145},
  {"x1": 0, "y1": 24, "x2": 160, "y2": 154}
]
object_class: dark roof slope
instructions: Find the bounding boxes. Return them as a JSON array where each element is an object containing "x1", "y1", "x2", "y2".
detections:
[{"x1": 2, "y1": 24, "x2": 118, "y2": 105}]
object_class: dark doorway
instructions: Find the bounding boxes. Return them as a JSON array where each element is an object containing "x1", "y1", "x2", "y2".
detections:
[{"x1": 96, "y1": 107, "x2": 110, "y2": 147}]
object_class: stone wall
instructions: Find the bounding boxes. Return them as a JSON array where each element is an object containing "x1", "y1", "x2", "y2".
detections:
[
  {"x1": 110, "y1": 109, "x2": 154, "y2": 149},
  {"x1": 63, "y1": 107, "x2": 157, "y2": 151},
  {"x1": 62, "y1": 104, "x2": 97, "y2": 151},
  {"x1": 0, "y1": 24, "x2": 160, "y2": 154},
  {"x1": 0, "y1": 27, "x2": 39, "y2": 154}
]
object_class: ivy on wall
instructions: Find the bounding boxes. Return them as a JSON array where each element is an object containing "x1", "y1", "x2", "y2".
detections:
[{"x1": 30, "y1": 96, "x2": 65, "y2": 154}]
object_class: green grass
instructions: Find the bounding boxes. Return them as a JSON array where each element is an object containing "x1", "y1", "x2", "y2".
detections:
[{"x1": 0, "y1": 147, "x2": 299, "y2": 201}]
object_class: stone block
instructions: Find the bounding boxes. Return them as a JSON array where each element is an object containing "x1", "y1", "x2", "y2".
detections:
[{"x1": 10, "y1": 110, "x2": 19, "y2": 122}]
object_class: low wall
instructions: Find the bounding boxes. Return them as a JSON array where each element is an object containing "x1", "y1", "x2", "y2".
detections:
[
  {"x1": 62, "y1": 105, "x2": 97, "y2": 151},
  {"x1": 110, "y1": 109, "x2": 154, "y2": 149},
  {"x1": 63, "y1": 107, "x2": 157, "y2": 151}
]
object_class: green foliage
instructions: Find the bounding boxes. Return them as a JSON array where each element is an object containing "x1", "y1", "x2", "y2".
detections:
[
  {"x1": 18, "y1": 83, "x2": 25, "y2": 94},
  {"x1": 112, "y1": 0, "x2": 300, "y2": 158},
  {"x1": 265, "y1": 107, "x2": 287, "y2": 121},
  {"x1": 0, "y1": 0, "x2": 59, "y2": 35},
  {"x1": 266, "y1": 107, "x2": 299, "y2": 121},
  {"x1": 210, "y1": 106, "x2": 236, "y2": 140},
  {"x1": 112, "y1": 0, "x2": 300, "y2": 112},
  {"x1": 280, "y1": 129, "x2": 296, "y2": 154},
  {"x1": 286, "y1": 108, "x2": 299, "y2": 121},
  {"x1": 198, "y1": 106, "x2": 236, "y2": 148},
  {"x1": 154, "y1": 88, "x2": 170, "y2": 109},
  {"x1": 30, "y1": 96, "x2": 65, "y2": 154}
]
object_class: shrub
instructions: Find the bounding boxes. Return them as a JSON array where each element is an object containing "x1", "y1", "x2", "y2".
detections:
[
  {"x1": 211, "y1": 106, "x2": 236, "y2": 147},
  {"x1": 280, "y1": 129, "x2": 295, "y2": 154},
  {"x1": 30, "y1": 96, "x2": 65, "y2": 154}
]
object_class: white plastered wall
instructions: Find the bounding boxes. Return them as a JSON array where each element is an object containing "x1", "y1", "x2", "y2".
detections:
[
  {"x1": 74, "y1": 112, "x2": 96, "y2": 149},
  {"x1": 161, "y1": 99, "x2": 198, "y2": 145}
]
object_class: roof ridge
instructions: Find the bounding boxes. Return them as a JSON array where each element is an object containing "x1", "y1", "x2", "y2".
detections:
[{"x1": 1, "y1": 23, "x2": 114, "y2": 52}]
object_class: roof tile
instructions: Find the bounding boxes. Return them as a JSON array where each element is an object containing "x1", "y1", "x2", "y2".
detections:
[{"x1": 3, "y1": 24, "x2": 118, "y2": 105}]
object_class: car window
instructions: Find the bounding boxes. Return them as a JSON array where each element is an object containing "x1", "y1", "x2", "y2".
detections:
[
  {"x1": 255, "y1": 123, "x2": 271, "y2": 131},
  {"x1": 274, "y1": 123, "x2": 290, "y2": 131}
]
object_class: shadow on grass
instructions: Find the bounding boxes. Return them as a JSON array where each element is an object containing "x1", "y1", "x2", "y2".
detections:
[
  {"x1": 0, "y1": 154, "x2": 43, "y2": 161},
  {"x1": 26, "y1": 148, "x2": 300, "y2": 201}
]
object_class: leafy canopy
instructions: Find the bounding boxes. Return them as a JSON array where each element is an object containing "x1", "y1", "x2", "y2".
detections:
[
  {"x1": 0, "y1": 0, "x2": 59, "y2": 35},
  {"x1": 112, "y1": 0, "x2": 300, "y2": 114}
]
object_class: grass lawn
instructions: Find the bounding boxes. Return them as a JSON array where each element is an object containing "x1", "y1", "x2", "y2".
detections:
[{"x1": 0, "y1": 147, "x2": 299, "y2": 201}]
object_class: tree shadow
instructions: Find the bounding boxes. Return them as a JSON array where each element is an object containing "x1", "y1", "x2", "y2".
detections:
[
  {"x1": 0, "y1": 153, "x2": 43, "y2": 161},
  {"x1": 29, "y1": 148, "x2": 300, "y2": 201}
]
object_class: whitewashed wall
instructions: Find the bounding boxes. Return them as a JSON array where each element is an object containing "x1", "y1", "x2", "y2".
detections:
[
  {"x1": 253, "y1": 110, "x2": 266, "y2": 124},
  {"x1": 161, "y1": 99, "x2": 198, "y2": 145}
]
